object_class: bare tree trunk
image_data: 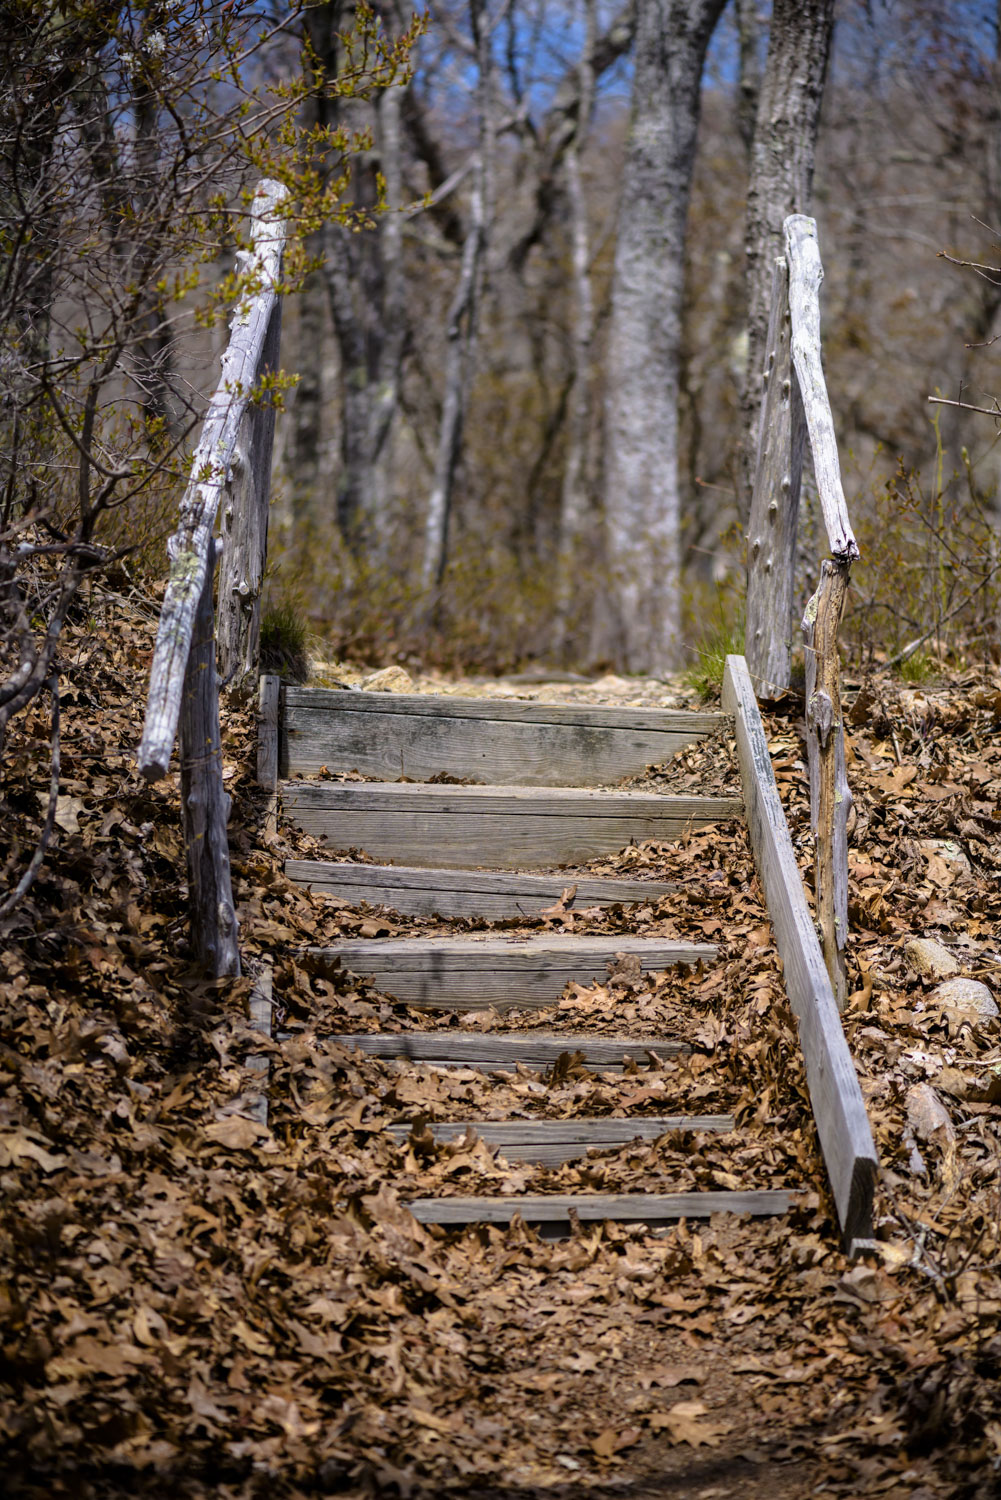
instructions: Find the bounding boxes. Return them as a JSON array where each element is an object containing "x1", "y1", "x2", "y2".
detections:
[
  {"x1": 421, "y1": 170, "x2": 485, "y2": 592},
  {"x1": 554, "y1": 0, "x2": 597, "y2": 651},
  {"x1": 420, "y1": 0, "x2": 494, "y2": 596},
  {"x1": 305, "y1": 0, "x2": 411, "y2": 557},
  {"x1": 600, "y1": 0, "x2": 726, "y2": 676},
  {"x1": 741, "y1": 0, "x2": 834, "y2": 510},
  {"x1": 288, "y1": 266, "x2": 327, "y2": 531},
  {"x1": 734, "y1": 0, "x2": 762, "y2": 159}
]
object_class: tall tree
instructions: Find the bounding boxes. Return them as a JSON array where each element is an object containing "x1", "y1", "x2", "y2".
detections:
[
  {"x1": 300, "y1": 0, "x2": 414, "y2": 556},
  {"x1": 600, "y1": 0, "x2": 727, "y2": 675},
  {"x1": 741, "y1": 0, "x2": 834, "y2": 504}
]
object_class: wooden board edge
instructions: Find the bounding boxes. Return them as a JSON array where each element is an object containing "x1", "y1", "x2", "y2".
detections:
[
  {"x1": 257, "y1": 675, "x2": 280, "y2": 791},
  {"x1": 723, "y1": 654, "x2": 876, "y2": 1246},
  {"x1": 283, "y1": 687, "x2": 724, "y2": 729},
  {"x1": 406, "y1": 1189, "x2": 792, "y2": 1225}
]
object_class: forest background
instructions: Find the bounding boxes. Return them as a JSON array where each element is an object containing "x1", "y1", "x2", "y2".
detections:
[
  {"x1": 3, "y1": 0, "x2": 1001, "y2": 732},
  {"x1": 259, "y1": 0, "x2": 1001, "y2": 682}
]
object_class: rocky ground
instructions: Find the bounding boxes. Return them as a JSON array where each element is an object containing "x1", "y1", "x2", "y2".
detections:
[{"x1": 2, "y1": 589, "x2": 1000, "y2": 1497}]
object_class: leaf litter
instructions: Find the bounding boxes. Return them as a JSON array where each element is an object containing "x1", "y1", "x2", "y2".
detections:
[{"x1": 1, "y1": 600, "x2": 1001, "y2": 1496}]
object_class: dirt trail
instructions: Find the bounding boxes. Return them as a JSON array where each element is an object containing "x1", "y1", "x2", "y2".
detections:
[{"x1": 2, "y1": 601, "x2": 1000, "y2": 1496}]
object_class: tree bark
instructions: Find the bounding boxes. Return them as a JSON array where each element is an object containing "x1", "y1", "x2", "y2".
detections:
[
  {"x1": 305, "y1": 0, "x2": 410, "y2": 557},
  {"x1": 741, "y1": 0, "x2": 834, "y2": 511},
  {"x1": 554, "y1": 0, "x2": 597, "y2": 652},
  {"x1": 421, "y1": 169, "x2": 485, "y2": 592},
  {"x1": 744, "y1": 256, "x2": 807, "y2": 694},
  {"x1": 601, "y1": 0, "x2": 726, "y2": 675}
]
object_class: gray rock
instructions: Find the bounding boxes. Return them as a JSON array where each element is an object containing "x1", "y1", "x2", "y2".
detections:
[
  {"x1": 930, "y1": 977, "x2": 998, "y2": 1022},
  {"x1": 904, "y1": 937, "x2": 960, "y2": 979}
]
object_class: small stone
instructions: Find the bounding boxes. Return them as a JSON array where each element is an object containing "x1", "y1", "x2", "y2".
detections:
[
  {"x1": 362, "y1": 666, "x2": 413, "y2": 693},
  {"x1": 904, "y1": 937, "x2": 960, "y2": 979},
  {"x1": 930, "y1": 978, "x2": 998, "y2": 1023}
]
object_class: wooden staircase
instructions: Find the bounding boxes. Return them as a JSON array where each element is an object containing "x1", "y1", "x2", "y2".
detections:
[{"x1": 262, "y1": 662, "x2": 877, "y2": 1250}]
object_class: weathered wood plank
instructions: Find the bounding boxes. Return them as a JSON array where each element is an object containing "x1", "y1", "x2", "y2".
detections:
[
  {"x1": 389, "y1": 1116, "x2": 734, "y2": 1164},
  {"x1": 281, "y1": 689, "x2": 722, "y2": 785},
  {"x1": 138, "y1": 180, "x2": 289, "y2": 781},
  {"x1": 317, "y1": 1032, "x2": 690, "y2": 1069},
  {"x1": 284, "y1": 860, "x2": 679, "y2": 918},
  {"x1": 802, "y1": 562, "x2": 852, "y2": 1008},
  {"x1": 178, "y1": 537, "x2": 240, "y2": 980},
  {"x1": 281, "y1": 783, "x2": 742, "y2": 870},
  {"x1": 308, "y1": 935, "x2": 716, "y2": 1010},
  {"x1": 258, "y1": 675, "x2": 280, "y2": 790},
  {"x1": 217, "y1": 275, "x2": 285, "y2": 698},
  {"x1": 722, "y1": 654, "x2": 876, "y2": 1250},
  {"x1": 745, "y1": 255, "x2": 807, "y2": 696},
  {"x1": 784, "y1": 215, "x2": 859, "y2": 564},
  {"x1": 407, "y1": 1190, "x2": 792, "y2": 1227}
]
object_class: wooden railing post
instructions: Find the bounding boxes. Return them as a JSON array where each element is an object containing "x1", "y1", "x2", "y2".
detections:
[
  {"x1": 179, "y1": 537, "x2": 240, "y2": 978},
  {"x1": 745, "y1": 254, "x2": 807, "y2": 695},
  {"x1": 138, "y1": 178, "x2": 288, "y2": 783},
  {"x1": 138, "y1": 179, "x2": 288, "y2": 978},
  {"x1": 217, "y1": 273, "x2": 285, "y2": 697},
  {"x1": 802, "y1": 561, "x2": 851, "y2": 1008},
  {"x1": 783, "y1": 214, "x2": 859, "y2": 1013}
]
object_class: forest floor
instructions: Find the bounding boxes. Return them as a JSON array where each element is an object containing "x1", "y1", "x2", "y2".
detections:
[{"x1": 2, "y1": 587, "x2": 1001, "y2": 1498}]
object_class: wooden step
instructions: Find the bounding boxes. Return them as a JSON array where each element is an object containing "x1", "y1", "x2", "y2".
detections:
[
  {"x1": 282, "y1": 687, "x2": 722, "y2": 786},
  {"x1": 406, "y1": 1190, "x2": 792, "y2": 1232},
  {"x1": 389, "y1": 1115, "x2": 734, "y2": 1165},
  {"x1": 307, "y1": 935, "x2": 716, "y2": 1010},
  {"x1": 284, "y1": 860, "x2": 679, "y2": 918},
  {"x1": 315, "y1": 1031, "x2": 690, "y2": 1069},
  {"x1": 282, "y1": 783, "x2": 742, "y2": 869}
]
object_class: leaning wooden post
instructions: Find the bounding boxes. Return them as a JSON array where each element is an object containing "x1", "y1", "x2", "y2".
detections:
[
  {"x1": 138, "y1": 179, "x2": 288, "y2": 977},
  {"x1": 785, "y1": 214, "x2": 859, "y2": 1013},
  {"x1": 179, "y1": 537, "x2": 241, "y2": 978},
  {"x1": 802, "y1": 562, "x2": 851, "y2": 1008},
  {"x1": 138, "y1": 178, "x2": 289, "y2": 782},
  {"x1": 745, "y1": 255, "x2": 807, "y2": 695},
  {"x1": 217, "y1": 191, "x2": 288, "y2": 696}
]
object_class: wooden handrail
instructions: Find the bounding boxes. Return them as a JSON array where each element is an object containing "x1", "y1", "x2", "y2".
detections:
[
  {"x1": 136, "y1": 179, "x2": 288, "y2": 978},
  {"x1": 784, "y1": 215, "x2": 859, "y2": 564},
  {"x1": 723, "y1": 656, "x2": 876, "y2": 1252},
  {"x1": 138, "y1": 178, "x2": 288, "y2": 780},
  {"x1": 745, "y1": 214, "x2": 857, "y2": 1010}
]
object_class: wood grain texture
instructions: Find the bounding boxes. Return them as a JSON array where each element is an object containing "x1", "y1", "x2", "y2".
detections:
[
  {"x1": 284, "y1": 860, "x2": 679, "y2": 918},
  {"x1": 388, "y1": 1116, "x2": 734, "y2": 1164},
  {"x1": 723, "y1": 654, "x2": 876, "y2": 1246},
  {"x1": 316, "y1": 1032, "x2": 690, "y2": 1068},
  {"x1": 309, "y1": 935, "x2": 716, "y2": 1010},
  {"x1": 257, "y1": 676, "x2": 280, "y2": 790},
  {"x1": 138, "y1": 181, "x2": 288, "y2": 780},
  {"x1": 217, "y1": 285, "x2": 284, "y2": 698},
  {"x1": 802, "y1": 562, "x2": 852, "y2": 1008},
  {"x1": 407, "y1": 1190, "x2": 792, "y2": 1226},
  {"x1": 178, "y1": 537, "x2": 240, "y2": 980},
  {"x1": 745, "y1": 255, "x2": 807, "y2": 696},
  {"x1": 784, "y1": 215, "x2": 859, "y2": 563},
  {"x1": 281, "y1": 689, "x2": 722, "y2": 785},
  {"x1": 281, "y1": 782, "x2": 742, "y2": 870}
]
